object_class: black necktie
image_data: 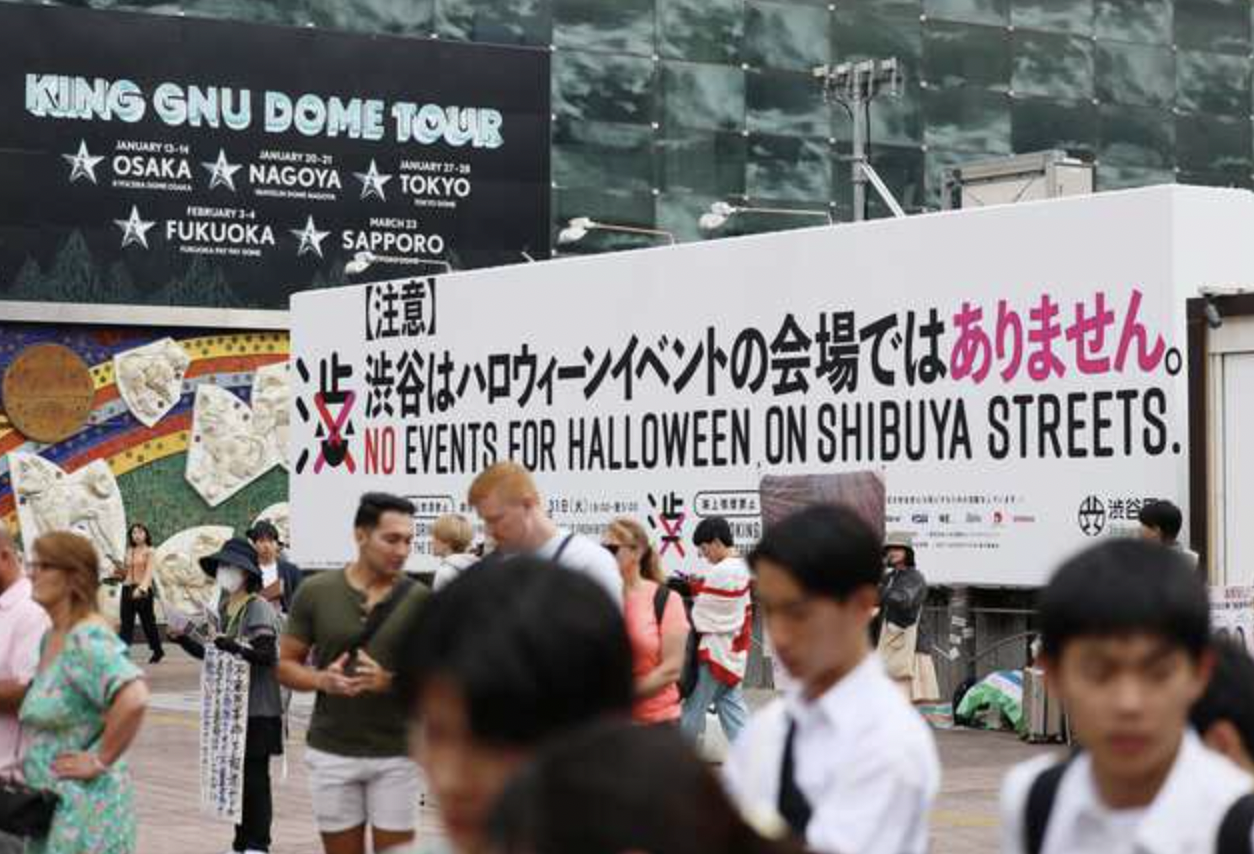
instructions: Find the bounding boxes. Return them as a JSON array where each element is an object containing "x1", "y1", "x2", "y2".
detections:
[{"x1": 778, "y1": 718, "x2": 813, "y2": 839}]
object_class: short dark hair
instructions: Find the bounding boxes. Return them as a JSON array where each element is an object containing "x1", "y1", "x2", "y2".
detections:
[
  {"x1": 1138, "y1": 500, "x2": 1183, "y2": 542},
  {"x1": 392, "y1": 557, "x2": 633, "y2": 746},
  {"x1": 487, "y1": 720, "x2": 803, "y2": 854},
  {"x1": 354, "y1": 492, "x2": 416, "y2": 531},
  {"x1": 247, "y1": 520, "x2": 281, "y2": 544},
  {"x1": 1039, "y1": 539, "x2": 1209, "y2": 661},
  {"x1": 747, "y1": 504, "x2": 883, "y2": 600},
  {"x1": 1191, "y1": 637, "x2": 1254, "y2": 753},
  {"x1": 693, "y1": 516, "x2": 734, "y2": 548}
]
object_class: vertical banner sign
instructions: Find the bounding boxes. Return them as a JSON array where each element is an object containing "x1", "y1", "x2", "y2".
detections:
[
  {"x1": 200, "y1": 646, "x2": 250, "y2": 823},
  {"x1": 291, "y1": 187, "x2": 1248, "y2": 587},
  {"x1": 0, "y1": 5, "x2": 550, "y2": 308}
]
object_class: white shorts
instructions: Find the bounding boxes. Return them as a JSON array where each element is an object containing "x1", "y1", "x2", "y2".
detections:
[{"x1": 304, "y1": 746, "x2": 423, "y2": 833}]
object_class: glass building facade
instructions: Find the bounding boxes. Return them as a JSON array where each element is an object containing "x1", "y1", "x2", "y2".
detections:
[{"x1": 9, "y1": 0, "x2": 1254, "y2": 252}]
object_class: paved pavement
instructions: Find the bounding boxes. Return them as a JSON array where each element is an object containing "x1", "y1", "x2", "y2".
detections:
[{"x1": 128, "y1": 648, "x2": 1057, "y2": 854}]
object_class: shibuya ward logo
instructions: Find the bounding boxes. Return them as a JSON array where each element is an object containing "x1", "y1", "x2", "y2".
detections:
[{"x1": 1078, "y1": 496, "x2": 1106, "y2": 537}]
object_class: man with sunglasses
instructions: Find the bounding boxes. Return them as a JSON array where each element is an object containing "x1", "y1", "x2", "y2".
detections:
[{"x1": 0, "y1": 525, "x2": 50, "y2": 854}]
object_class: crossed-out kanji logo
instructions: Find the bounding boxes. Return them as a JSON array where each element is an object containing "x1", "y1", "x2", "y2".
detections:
[
  {"x1": 294, "y1": 354, "x2": 358, "y2": 475},
  {"x1": 647, "y1": 491, "x2": 687, "y2": 561}
]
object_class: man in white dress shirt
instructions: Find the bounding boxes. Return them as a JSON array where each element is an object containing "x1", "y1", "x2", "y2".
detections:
[
  {"x1": 1000, "y1": 539, "x2": 1254, "y2": 854},
  {"x1": 723, "y1": 504, "x2": 939, "y2": 854}
]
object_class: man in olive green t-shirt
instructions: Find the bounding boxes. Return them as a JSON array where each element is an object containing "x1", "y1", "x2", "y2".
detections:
[{"x1": 279, "y1": 492, "x2": 427, "y2": 854}]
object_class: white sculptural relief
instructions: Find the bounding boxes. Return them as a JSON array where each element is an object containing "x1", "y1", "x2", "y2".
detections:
[
  {"x1": 251, "y1": 362, "x2": 291, "y2": 471},
  {"x1": 253, "y1": 502, "x2": 290, "y2": 548},
  {"x1": 114, "y1": 338, "x2": 192, "y2": 428},
  {"x1": 186, "y1": 385, "x2": 279, "y2": 508},
  {"x1": 151, "y1": 525, "x2": 233, "y2": 621},
  {"x1": 9, "y1": 453, "x2": 127, "y2": 571}
]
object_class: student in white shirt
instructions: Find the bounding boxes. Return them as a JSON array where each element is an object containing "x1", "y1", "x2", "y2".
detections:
[
  {"x1": 466, "y1": 461, "x2": 621, "y2": 607},
  {"x1": 1000, "y1": 539, "x2": 1254, "y2": 854},
  {"x1": 724, "y1": 504, "x2": 940, "y2": 854}
]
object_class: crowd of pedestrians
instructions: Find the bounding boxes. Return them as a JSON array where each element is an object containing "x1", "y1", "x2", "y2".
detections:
[{"x1": 0, "y1": 466, "x2": 1250, "y2": 854}]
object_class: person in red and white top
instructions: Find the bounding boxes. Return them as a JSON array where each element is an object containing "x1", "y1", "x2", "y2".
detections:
[{"x1": 681, "y1": 516, "x2": 752, "y2": 744}]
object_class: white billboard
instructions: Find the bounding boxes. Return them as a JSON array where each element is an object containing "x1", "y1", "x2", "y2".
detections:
[{"x1": 290, "y1": 185, "x2": 1254, "y2": 586}]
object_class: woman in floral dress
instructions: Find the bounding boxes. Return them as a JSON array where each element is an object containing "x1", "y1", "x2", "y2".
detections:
[{"x1": 20, "y1": 531, "x2": 150, "y2": 854}]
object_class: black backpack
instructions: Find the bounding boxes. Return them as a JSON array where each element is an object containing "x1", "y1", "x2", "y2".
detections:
[
  {"x1": 654, "y1": 582, "x2": 700, "y2": 698},
  {"x1": 1025, "y1": 754, "x2": 1254, "y2": 854}
]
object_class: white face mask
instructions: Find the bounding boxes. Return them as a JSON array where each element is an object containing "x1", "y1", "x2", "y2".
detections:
[{"x1": 217, "y1": 566, "x2": 245, "y2": 594}]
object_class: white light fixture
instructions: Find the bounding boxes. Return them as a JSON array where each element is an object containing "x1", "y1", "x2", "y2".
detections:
[
  {"x1": 344, "y1": 251, "x2": 453, "y2": 276},
  {"x1": 557, "y1": 216, "x2": 677, "y2": 246},
  {"x1": 699, "y1": 202, "x2": 834, "y2": 232}
]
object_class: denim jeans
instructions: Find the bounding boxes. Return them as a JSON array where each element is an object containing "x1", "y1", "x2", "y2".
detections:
[{"x1": 680, "y1": 664, "x2": 748, "y2": 745}]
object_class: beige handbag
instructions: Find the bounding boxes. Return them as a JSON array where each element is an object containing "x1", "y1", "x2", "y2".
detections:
[
  {"x1": 877, "y1": 621, "x2": 918, "y2": 681},
  {"x1": 910, "y1": 653, "x2": 941, "y2": 703}
]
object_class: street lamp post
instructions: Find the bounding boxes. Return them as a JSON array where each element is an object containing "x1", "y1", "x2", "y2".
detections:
[
  {"x1": 344, "y1": 251, "x2": 454, "y2": 277},
  {"x1": 814, "y1": 59, "x2": 907, "y2": 222}
]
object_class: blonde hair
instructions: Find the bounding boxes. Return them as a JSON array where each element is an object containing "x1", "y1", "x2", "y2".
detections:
[
  {"x1": 606, "y1": 517, "x2": 663, "y2": 585},
  {"x1": 468, "y1": 461, "x2": 540, "y2": 508},
  {"x1": 33, "y1": 531, "x2": 100, "y2": 618},
  {"x1": 432, "y1": 513, "x2": 474, "y2": 554}
]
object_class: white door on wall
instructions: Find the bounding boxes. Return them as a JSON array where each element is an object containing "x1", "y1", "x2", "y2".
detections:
[
  {"x1": 1221, "y1": 352, "x2": 1254, "y2": 585},
  {"x1": 1211, "y1": 315, "x2": 1254, "y2": 586}
]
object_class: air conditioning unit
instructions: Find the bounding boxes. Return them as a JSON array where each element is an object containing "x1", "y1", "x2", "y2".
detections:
[{"x1": 942, "y1": 150, "x2": 1095, "y2": 210}]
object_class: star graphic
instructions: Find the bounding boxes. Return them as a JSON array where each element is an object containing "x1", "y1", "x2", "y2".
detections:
[
  {"x1": 201, "y1": 148, "x2": 243, "y2": 192},
  {"x1": 63, "y1": 140, "x2": 105, "y2": 185},
  {"x1": 354, "y1": 159, "x2": 392, "y2": 202},
  {"x1": 114, "y1": 205, "x2": 156, "y2": 250},
  {"x1": 291, "y1": 215, "x2": 330, "y2": 259}
]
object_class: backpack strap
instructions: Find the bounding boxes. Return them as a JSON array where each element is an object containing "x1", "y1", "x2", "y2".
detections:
[
  {"x1": 350, "y1": 576, "x2": 415, "y2": 653},
  {"x1": 552, "y1": 533, "x2": 576, "y2": 565},
  {"x1": 1216, "y1": 792, "x2": 1254, "y2": 854},
  {"x1": 1024, "y1": 760, "x2": 1072, "y2": 854},
  {"x1": 653, "y1": 584, "x2": 671, "y2": 632}
]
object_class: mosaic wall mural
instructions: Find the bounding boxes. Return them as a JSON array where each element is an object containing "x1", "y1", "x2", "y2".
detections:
[{"x1": 0, "y1": 324, "x2": 290, "y2": 558}]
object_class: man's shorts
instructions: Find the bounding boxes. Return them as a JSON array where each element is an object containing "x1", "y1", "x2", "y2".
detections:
[{"x1": 305, "y1": 746, "x2": 422, "y2": 833}]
